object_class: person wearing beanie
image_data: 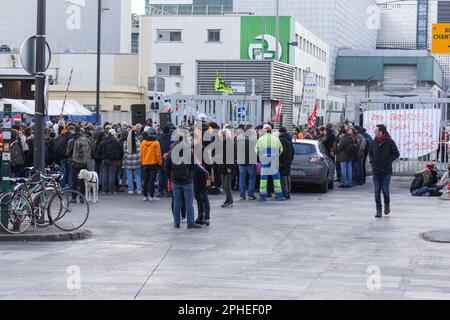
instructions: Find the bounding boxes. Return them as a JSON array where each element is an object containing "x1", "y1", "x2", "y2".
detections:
[{"x1": 140, "y1": 128, "x2": 162, "y2": 202}]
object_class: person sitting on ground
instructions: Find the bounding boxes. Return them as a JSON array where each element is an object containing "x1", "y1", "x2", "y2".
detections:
[
  {"x1": 438, "y1": 164, "x2": 450, "y2": 195},
  {"x1": 410, "y1": 167, "x2": 443, "y2": 197}
]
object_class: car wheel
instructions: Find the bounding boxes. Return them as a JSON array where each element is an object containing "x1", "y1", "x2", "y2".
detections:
[
  {"x1": 328, "y1": 180, "x2": 334, "y2": 190},
  {"x1": 319, "y1": 181, "x2": 328, "y2": 193}
]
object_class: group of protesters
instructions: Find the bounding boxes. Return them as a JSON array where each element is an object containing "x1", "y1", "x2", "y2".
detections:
[{"x1": 0, "y1": 113, "x2": 448, "y2": 228}]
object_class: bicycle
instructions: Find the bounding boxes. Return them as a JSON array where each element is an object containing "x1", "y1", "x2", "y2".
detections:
[{"x1": 0, "y1": 165, "x2": 90, "y2": 234}]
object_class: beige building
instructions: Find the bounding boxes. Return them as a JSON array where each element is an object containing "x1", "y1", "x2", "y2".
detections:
[{"x1": 0, "y1": 53, "x2": 144, "y2": 112}]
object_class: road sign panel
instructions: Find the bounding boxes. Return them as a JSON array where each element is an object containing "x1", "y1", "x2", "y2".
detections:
[{"x1": 432, "y1": 24, "x2": 450, "y2": 54}]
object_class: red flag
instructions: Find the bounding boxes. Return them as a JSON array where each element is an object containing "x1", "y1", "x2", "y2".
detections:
[
  {"x1": 272, "y1": 100, "x2": 283, "y2": 123},
  {"x1": 307, "y1": 102, "x2": 318, "y2": 129}
]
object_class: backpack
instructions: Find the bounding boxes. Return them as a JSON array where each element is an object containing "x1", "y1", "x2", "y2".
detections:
[
  {"x1": 105, "y1": 139, "x2": 122, "y2": 161},
  {"x1": 11, "y1": 141, "x2": 24, "y2": 167},
  {"x1": 72, "y1": 136, "x2": 91, "y2": 165}
]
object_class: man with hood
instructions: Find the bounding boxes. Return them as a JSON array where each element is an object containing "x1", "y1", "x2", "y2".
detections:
[
  {"x1": 140, "y1": 128, "x2": 162, "y2": 202},
  {"x1": 97, "y1": 129, "x2": 123, "y2": 195}
]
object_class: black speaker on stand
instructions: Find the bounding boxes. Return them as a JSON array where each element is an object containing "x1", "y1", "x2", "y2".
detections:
[{"x1": 131, "y1": 104, "x2": 147, "y2": 126}]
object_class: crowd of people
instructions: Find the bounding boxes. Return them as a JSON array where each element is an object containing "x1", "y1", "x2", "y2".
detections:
[{"x1": 0, "y1": 114, "x2": 448, "y2": 228}]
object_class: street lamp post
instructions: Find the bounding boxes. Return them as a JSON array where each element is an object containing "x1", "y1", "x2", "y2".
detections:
[
  {"x1": 275, "y1": 0, "x2": 279, "y2": 61},
  {"x1": 34, "y1": 0, "x2": 46, "y2": 171},
  {"x1": 96, "y1": 0, "x2": 102, "y2": 125}
]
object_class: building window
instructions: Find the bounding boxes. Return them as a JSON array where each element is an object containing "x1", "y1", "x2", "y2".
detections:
[
  {"x1": 157, "y1": 30, "x2": 182, "y2": 42},
  {"x1": 207, "y1": 29, "x2": 221, "y2": 42},
  {"x1": 113, "y1": 105, "x2": 122, "y2": 111},
  {"x1": 156, "y1": 64, "x2": 182, "y2": 76}
]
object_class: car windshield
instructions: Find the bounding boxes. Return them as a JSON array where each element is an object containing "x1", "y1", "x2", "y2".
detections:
[{"x1": 294, "y1": 143, "x2": 316, "y2": 155}]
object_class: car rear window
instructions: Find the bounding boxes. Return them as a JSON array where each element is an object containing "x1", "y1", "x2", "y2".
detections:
[{"x1": 294, "y1": 143, "x2": 316, "y2": 155}]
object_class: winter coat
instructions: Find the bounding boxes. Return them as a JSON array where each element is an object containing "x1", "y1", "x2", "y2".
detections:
[
  {"x1": 97, "y1": 135, "x2": 123, "y2": 163},
  {"x1": 123, "y1": 140, "x2": 141, "y2": 170},
  {"x1": 140, "y1": 138, "x2": 162, "y2": 167},
  {"x1": 279, "y1": 132, "x2": 295, "y2": 176},
  {"x1": 336, "y1": 135, "x2": 354, "y2": 163},
  {"x1": 157, "y1": 132, "x2": 172, "y2": 156},
  {"x1": 369, "y1": 137, "x2": 400, "y2": 176}
]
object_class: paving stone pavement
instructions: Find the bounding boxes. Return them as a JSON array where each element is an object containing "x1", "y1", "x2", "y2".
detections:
[{"x1": 0, "y1": 178, "x2": 449, "y2": 300}]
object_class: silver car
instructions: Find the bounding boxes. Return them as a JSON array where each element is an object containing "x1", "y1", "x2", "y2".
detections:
[{"x1": 290, "y1": 140, "x2": 336, "y2": 193}]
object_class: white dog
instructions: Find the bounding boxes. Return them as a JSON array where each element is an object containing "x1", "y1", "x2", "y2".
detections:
[{"x1": 78, "y1": 170, "x2": 99, "y2": 203}]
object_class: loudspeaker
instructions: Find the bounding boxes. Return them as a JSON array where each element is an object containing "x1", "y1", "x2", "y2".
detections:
[
  {"x1": 160, "y1": 113, "x2": 172, "y2": 128},
  {"x1": 131, "y1": 104, "x2": 147, "y2": 126}
]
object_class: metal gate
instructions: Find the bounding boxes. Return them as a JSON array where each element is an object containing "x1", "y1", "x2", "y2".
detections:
[
  {"x1": 361, "y1": 98, "x2": 450, "y2": 176},
  {"x1": 168, "y1": 95, "x2": 263, "y2": 128}
]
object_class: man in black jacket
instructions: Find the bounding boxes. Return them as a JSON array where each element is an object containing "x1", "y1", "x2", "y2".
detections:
[
  {"x1": 279, "y1": 127, "x2": 295, "y2": 200},
  {"x1": 369, "y1": 124, "x2": 400, "y2": 218},
  {"x1": 157, "y1": 124, "x2": 174, "y2": 197}
]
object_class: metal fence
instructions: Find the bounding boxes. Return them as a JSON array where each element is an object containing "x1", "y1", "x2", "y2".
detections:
[
  {"x1": 169, "y1": 95, "x2": 263, "y2": 128},
  {"x1": 361, "y1": 98, "x2": 449, "y2": 176}
]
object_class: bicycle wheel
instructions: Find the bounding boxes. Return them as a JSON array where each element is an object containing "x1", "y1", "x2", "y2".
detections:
[
  {"x1": 47, "y1": 189, "x2": 89, "y2": 232},
  {"x1": 32, "y1": 188, "x2": 57, "y2": 228},
  {"x1": 0, "y1": 192, "x2": 33, "y2": 234}
]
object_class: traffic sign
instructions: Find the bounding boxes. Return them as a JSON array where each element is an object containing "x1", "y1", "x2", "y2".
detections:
[
  {"x1": 13, "y1": 115, "x2": 22, "y2": 123},
  {"x1": 20, "y1": 35, "x2": 52, "y2": 75},
  {"x1": 432, "y1": 24, "x2": 450, "y2": 54}
]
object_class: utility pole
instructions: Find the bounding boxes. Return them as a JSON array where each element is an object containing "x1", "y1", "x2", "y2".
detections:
[
  {"x1": 96, "y1": 0, "x2": 102, "y2": 125},
  {"x1": 275, "y1": 0, "x2": 280, "y2": 61},
  {"x1": 34, "y1": 0, "x2": 46, "y2": 171}
]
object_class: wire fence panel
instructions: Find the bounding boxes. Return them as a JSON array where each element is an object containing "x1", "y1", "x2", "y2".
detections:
[{"x1": 362, "y1": 99, "x2": 449, "y2": 176}]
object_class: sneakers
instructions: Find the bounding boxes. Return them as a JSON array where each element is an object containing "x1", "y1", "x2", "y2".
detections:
[
  {"x1": 128, "y1": 191, "x2": 134, "y2": 195},
  {"x1": 137, "y1": 191, "x2": 142, "y2": 195},
  {"x1": 204, "y1": 219, "x2": 210, "y2": 226},
  {"x1": 221, "y1": 203, "x2": 234, "y2": 208},
  {"x1": 187, "y1": 224, "x2": 202, "y2": 229},
  {"x1": 240, "y1": 197, "x2": 247, "y2": 201},
  {"x1": 143, "y1": 197, "x2": 149, "y2": 202},
  {"x1": 248, "y1": 196, "x2": 257, "y2": 201},
  {"x1": 384, "y1": 206, "x2": 391, "y2": 216},
  {"x1": 174, "y1": 224, "x2": 181, "y2": 229},
  {"x1": 152, "y1": 197, "x2": 160, "y2": 202},
  {"x1": 375, "y1": 210, "x2": 382, "y2": 218}
]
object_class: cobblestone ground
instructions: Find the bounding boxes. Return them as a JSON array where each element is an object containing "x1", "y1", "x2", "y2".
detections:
[{"x1": 0, "y1": 178, "x2": 449, "y2": 300}]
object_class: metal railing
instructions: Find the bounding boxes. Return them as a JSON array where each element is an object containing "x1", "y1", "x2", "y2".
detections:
[{"x1": 147, "y1": 4, "x2": 234, "y2": 16}]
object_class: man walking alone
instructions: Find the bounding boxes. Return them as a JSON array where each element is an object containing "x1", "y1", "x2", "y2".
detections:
[{"x1": 369, "y1": 124, "x2": 400, "y2": 218}]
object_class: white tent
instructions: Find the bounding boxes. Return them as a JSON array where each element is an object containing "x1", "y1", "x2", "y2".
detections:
[
  {"x1": 22, "y1": 100, "x2": 93, "y2": 116},
  {"x1": 0, "y1": 99, "x2": 34, "y2": 114}
]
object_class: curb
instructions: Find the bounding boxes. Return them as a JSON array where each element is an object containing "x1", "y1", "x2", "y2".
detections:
[
  {"x1": 0, "y1": 229, "x2": 93, "y2": 242},
  {"x1": 421, "y1": 230, "x2": 450, "y2": 243}
]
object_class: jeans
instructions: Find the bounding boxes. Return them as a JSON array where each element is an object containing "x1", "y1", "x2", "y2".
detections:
[
  {"x1": 60, "y1": 158, "x2": 70, "y2": 188},
  {"x1": 126, "y1": 168, "x2": 142, "y2": 193},
  {"x1": 411, "y1": 186, "x2": 440, "y2": 196},
  {"x1": 336, "y1": 160, "x2": 342, "y2": 182},
  {"x1": 340, "y1": 162, "x2": 353, "y2": 187},
  {"x1": 223, "y1": 174, "x2": 234, "y2": 204},
  {"x1": 172, "y1": 191, "x2": 186, "y2": 220},
  {"x1": 173, "y1": 183, "x2": 195, "y2": 225},
  {"x1": 281, "y1": 175, "x2": 291, "y2": 198},
  {"x1": 102, "y1": 161, "x2": 118, "y2": 193},
  {"x1": 239, "y1": 165, "x2": 256, "y2": 198},
  {"x1": 142, "y1": 165, "x2": 158, "y2": 198},
  {"x1": 158, "y1": 169, "x2": 168, "y2": 193},
  {"x1": 196, "y1": 190, "x2": 210, "y2": 221},
  {"x1": 373, "y1": 174, "x2": 391, "y2": 211}
]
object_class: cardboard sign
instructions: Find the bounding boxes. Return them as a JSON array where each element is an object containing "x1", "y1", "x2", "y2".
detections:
[{"x1": 432, "y1": 24, "x2": 450, "y2": 54}]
